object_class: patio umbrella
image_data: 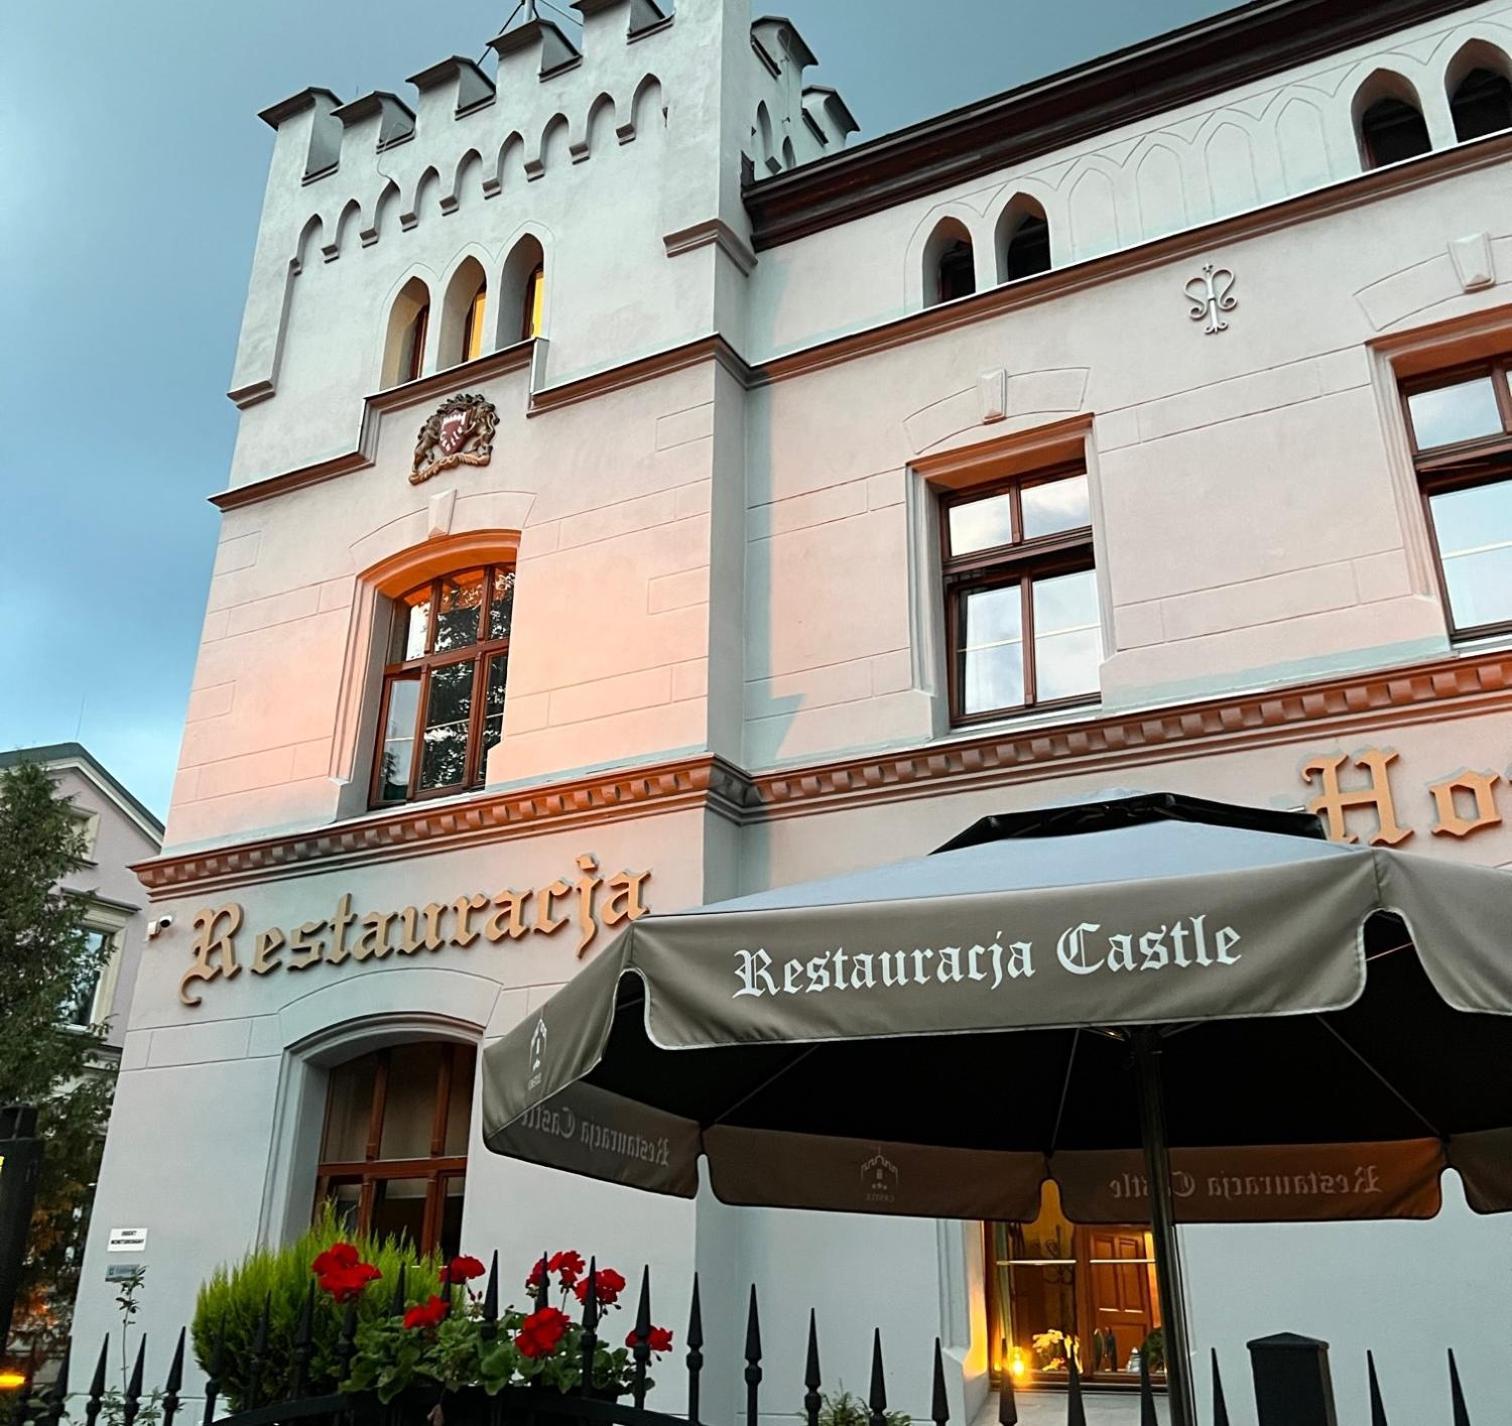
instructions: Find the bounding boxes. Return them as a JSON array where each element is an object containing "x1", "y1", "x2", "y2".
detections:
[{"x1": 479, "y1": 791, "x2": 1512, "y2": 1426}]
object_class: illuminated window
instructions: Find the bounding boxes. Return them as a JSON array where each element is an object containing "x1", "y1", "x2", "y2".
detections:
[
  {"x1": 463, "y1": 285, "x2": 488, "y2": 363},
  {"x1": 1402, "y1": 358, "x2": 1512, "y2": 639},
  {"x1": 940, "y1": 466, "x2": 1100, "y2": 723},
  {"x1": 522, "y1": 264, "x2": 545, "y2": 341},
  {"x1": 988, "y1": 1184, "x2": 1166, "y2": 1389},
  {"x1": 316, "y1": 1042, "x2": 474, "y2": 1259},
  {"x1": 441, "y1": 260, "x2": 489, "y2": 370},
  {"x1": 372, "y1": 565, "x2": 514, "y2": 806}
]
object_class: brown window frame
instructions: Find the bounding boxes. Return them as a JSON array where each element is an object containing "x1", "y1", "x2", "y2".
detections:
[
  {"x1": 1400, "y1": 356, "x2": 1512, "y2": 643},
  {"x1": 370, "y1": 564, "x2": 514, "y2": 808},
  {"x1": 940, "y1": 463, "x2": 1099, "y2": 726},
  {"x1": 314, "y1": 1042, "x2": 474, "y2": 1259}
]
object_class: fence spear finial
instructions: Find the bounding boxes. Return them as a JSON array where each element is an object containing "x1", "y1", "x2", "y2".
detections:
[
  {"x1": 83, "y1": 1335, "x2": 109, "y2": 1426},
  {"x1": 803, "y1": 1310, "x2": 822, "y2": 1426},
  {"x1": 122, "y1": 1334, "x2": 147, "y2": 1426},
  {"x1": 1138, "y1": 1345, "x2": 1158, "y2": 1426},
  {"x1": 630, "y1": 1266, "x2": 653, "y2": 1409},
  {"x1": 686, "y1": 1274, "x2": 704, "y2": 1426},
  {"x1": 42, "y1": 1342, "x2": 72, "y2": 1426},
  {"x1": 1367, "y1": 1350, "x2": 1389, "y2": 1426},
  {"x1": 1210, "y1": 1349, "x2": 1231, "y2": 1426},
  {"x1": 1448, "y1": 1349, "x2": 1472, "y2": 1426},
  {"x1": 744, "y1": 1287, "x2": 763, "y2": 1426},
  {"x1": 1064, "y1": 1345, "x2": 1086, "y2": 1426},
  {"x1": 868, "y1": 1329, "x2": 887, "y2": 1426},
  {"x1": 930, "y1": 1338, "x2": 950, "y2": 1426},
  {"x1": 161, "y1": 1328, "x2": 186, "y2": 1426}
]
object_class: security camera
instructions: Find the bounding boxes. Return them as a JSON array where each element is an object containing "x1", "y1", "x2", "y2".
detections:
[{"x1": 147, "y1": 916, "x2": 174, "y2": 940}]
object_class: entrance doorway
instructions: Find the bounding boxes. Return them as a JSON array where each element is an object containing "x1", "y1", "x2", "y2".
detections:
[{"x1": 988, "y1": 1182, "x2": 1165, "y2": 1387}]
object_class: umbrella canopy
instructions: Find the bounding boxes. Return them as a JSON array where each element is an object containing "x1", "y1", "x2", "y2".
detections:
[{"x1": 482, "y1": 792, "x2": 1512, "y2": 1220}]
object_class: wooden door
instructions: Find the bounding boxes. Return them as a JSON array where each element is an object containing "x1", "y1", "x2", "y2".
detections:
[{"x1": 1083, "y1": 1229, "x2": 1156, "y2": 1375}]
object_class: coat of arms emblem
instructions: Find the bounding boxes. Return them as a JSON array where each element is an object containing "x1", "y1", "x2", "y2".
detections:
[{"x1": 411, "y1": 393, "x2": 499, "y2": 485}]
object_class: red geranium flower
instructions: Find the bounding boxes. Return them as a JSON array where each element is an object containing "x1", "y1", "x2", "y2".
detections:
[
  {"x1": 548, "y1": 1250, "x2": 585, "y2": 1288},
  {"x1": 443, "y1": 1255, "x2": 486, "y2": 1285},
  {"x1": 403, "y1": 1295, "x2": 449, "y2": 1331},
  {"x1": 319, "y1": 1261, "x2": 382, "y2": 1304},
  {"x1": 516, "y1": 1306, "x2": 572, "y2": 1358},
  {"x1": 626, "y1": 1325, "x2": 674, "y2": 1353},
  {"x1": 573, "y1": 1268, "x2": 627, "y2": 1307},
  {"x1": 312, "y1": 1243, "x2": 360, "y2": 1276}
]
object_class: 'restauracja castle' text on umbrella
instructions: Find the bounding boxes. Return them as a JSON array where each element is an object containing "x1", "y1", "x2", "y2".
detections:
[{"x1": 731, "y1": 916, "x2": 1242, "y2": 999}]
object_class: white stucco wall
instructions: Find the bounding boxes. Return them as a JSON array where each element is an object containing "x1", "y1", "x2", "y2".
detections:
[{"x1": 83, "y1": 0, "x2": 1512, "y2": 1418}]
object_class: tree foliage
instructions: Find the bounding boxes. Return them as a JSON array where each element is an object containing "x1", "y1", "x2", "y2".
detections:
[{"x1": 0, "y1": 760, "x2": 116, "y2": 1361}]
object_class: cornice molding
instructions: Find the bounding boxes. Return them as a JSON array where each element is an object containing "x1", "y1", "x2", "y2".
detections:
[
  {"x1": 526, "y1": 335, "x2": 752, "y2": 414},
  {"x1": 136, "y1": 754, "x2": 750, "y2": 899},
  {"x1": 742, "y1": 0, "x2": 1481, "y2": 249},
  {"x1": 212, "y1": 342, "x2": 536, "y2": 512},
  {"x1": 135, "y1": 646, "x2": 1512, "y2": 898}
]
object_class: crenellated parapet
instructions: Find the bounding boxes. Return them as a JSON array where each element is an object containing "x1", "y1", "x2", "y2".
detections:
[{"x1": 227, "y1": 0, "x2": 852, "y2": 427}]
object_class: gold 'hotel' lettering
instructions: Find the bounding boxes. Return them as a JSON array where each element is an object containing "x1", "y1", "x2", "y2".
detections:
[{"x1": 179, "y1": 855, "x2": 650, "y2": 1006}]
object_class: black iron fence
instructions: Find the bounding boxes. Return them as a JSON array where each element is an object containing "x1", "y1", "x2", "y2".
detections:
[{"x1": 2, "y1": 1256, "x2": 1491, "y2": 1426}]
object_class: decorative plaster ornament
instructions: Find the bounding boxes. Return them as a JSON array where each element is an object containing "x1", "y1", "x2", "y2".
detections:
[
  {"x1": 1185, "y1": 263, "x2": 1238, "y2": 335},
  {"x1": 411, "y1": 393, "x2": 499, "y2": 485}
]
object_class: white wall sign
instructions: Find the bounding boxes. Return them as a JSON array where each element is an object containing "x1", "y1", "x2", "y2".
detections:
[{"x1": 107, "y1": 1227, "x2": 148, "y2": 1253}]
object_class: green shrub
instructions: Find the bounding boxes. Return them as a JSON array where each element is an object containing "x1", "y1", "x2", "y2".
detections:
[
  {"x1": 810, "y1": 1388, "x2": 912, "y2": 1426},
  {"x1": 191, "y1": 1208, "x2": 444, "y2": 1410}
]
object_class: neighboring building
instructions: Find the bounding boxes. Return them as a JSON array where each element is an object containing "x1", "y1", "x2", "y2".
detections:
[
  {"x1": 1, "y1": 744, "x2": 164, "y2": 1058},
  {"x1": 77, "y1": 1, "x2": 1512, "y2": 1423}
]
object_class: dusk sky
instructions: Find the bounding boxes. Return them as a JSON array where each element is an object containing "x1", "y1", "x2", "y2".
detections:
[{"x1": 1, "y1": 0, "x2": 1233, "y2": 818}]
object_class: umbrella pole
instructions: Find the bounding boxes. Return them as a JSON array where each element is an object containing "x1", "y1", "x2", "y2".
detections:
[{"x1": 1132, "y1": 1028, "x2": 1197, "y2": 1426}]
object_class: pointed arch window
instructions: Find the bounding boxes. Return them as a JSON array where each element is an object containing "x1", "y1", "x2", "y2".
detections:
[
  {"x1": 925, "y1": 219, "x2": 977, "y2": 307},
  {"x1": 1451, "y1": 65, "x2": 1512, "y2": 142},
  {"x1": 1354, "y1": 75, "x2": 1432, "y2": 169},
  {"x1": 999, "y1": 201, "x2": 1052, "y2": 283},
  {"x1": 382, "y1": 278, "x2": 431, "y2": 388}
]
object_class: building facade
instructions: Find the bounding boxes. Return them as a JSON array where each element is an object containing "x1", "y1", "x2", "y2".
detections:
[
  {"x1": 81, "y1": 1, "x2": 1512, "y2": 1422},
  {"x1": 1, "y1": 743, "x2": 164, "y2": 1060}
]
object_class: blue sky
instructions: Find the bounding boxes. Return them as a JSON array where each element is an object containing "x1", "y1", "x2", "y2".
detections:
[{"x1": 0, "y1": 0, "x2": 1231, "y2": 817}]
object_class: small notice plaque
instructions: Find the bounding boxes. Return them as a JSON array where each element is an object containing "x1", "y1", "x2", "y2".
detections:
[
  {"x1": 107, "y1": 1227, "x2": 148, "y2": 1253},
  {"x1": 105, "y1": 1264, "x2": 143, "y2": 1283}
]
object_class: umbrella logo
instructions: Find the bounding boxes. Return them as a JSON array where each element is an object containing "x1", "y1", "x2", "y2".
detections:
[
  {"x1": 528, "y1": 1016, "x2": 548, "y2": 1091},
  {"x1": 861, "y1": 1149, "x2": 900, "y2": 1205}
]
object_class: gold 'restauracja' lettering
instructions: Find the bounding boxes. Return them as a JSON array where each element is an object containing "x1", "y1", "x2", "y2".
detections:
[{"x1": 178, "y1": 857, "x2": 651, "y2": 1006}]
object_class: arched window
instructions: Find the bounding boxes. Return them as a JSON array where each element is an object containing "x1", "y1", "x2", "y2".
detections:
[
  {"x1": 372, "y1": 564, "x2": 514, "y2": 806},
  {"x1": 1450, "y1": 60, "x2": 1512, "y2": 141},
  {"x1": 501, "y1": 235, "x2": 546, "y2": 345},
  {"x1": 521, "y1": 263, "x2": 545, "y2": 341},
  {"x1": 998, "y1": 199, "x2": 1052, "y2": 282},
  {"x1": 317, "y1": 1040, "x2": 475, "y2": 1258},
  {"x1": 439, "y1": 258, "x2": 489, "y2": 369},
  {"x1": 1354, "y1": 74, "x2": 1432, "y2": 169},
  {"x1": 382, "y1": 278, "x2": 431, "y2": 388},
  {"x1": 925, "y1": 219, "x2": 977, "y2": 306}
]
